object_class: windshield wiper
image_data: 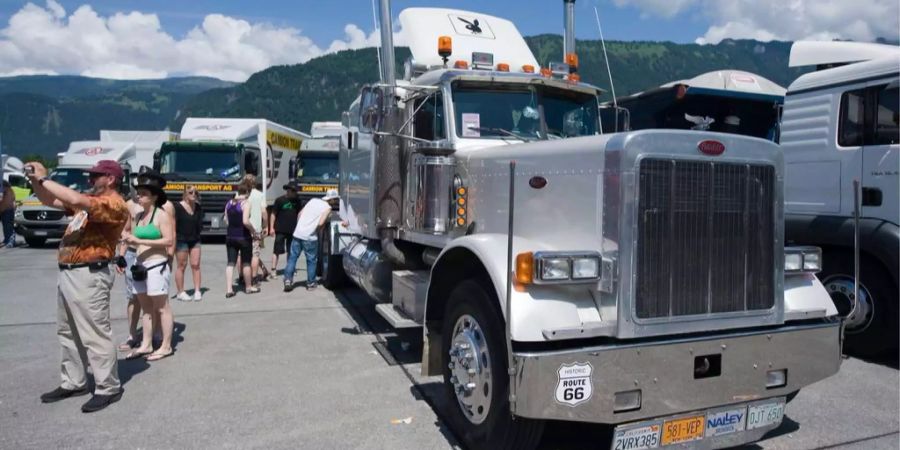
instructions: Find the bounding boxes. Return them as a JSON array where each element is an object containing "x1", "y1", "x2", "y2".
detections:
[{"x1": 468, "y1": 126, "x2": 534, "y2": 142}]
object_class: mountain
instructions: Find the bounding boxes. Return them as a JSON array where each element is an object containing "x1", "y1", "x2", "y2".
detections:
[
  {"x1": 176, "y1": 37, "x2": 809, "y2": 134},
  {"x1": 1, "y1": 37, "x2": 810, "y2": 159},
  {"x1": 0, "y1": 76, "x2": 234, "y2": 159}
]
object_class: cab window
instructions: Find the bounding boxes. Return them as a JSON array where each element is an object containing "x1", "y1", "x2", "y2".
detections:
[
  {"x1": 838, "y1": 88, "x2": 866, "y2": 147},
  {"x1": 413, "y1": 93, "x2": 445, "y2": 141},
  {"x1": 874, "y1": 84, "x2": 899, "y2": 145}
]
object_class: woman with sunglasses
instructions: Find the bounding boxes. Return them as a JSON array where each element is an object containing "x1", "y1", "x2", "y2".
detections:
[{"x1": 173, "y1": 185, "x2": 204, "y2": 301}]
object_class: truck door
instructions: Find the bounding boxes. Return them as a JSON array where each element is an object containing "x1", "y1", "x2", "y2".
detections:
[
  {"x1": 862, "y1": 79, "x2": 899, "y2": 225},
  {"x1": 836, "y1": 86, "x2": 867, "y2": 218}
]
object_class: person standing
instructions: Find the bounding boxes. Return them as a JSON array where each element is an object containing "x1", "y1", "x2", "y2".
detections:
[
  {"x1": 283, "y1": 189, "x2": 338, "y2": 292},
  {"x1": 115, "y1": 194, "x2": 144, "y2": 351},
  {"x1": 28, "y1": 160, "x2": 128, "y2": 413},
  {"x1": 269, "y1": 182, "x2": 302, "y2": 277},
  {"x1": 0, "y1": 179, "x2": 17, "y2": 248},
  {"x1": 173, "y1": 185, "x2": 203, "y2": 301},
  {"x1": 242, "y1": 175, "x2": 269, "y2": 285},
  {"x1": 224, "y1": 184, "x2": 257, "y2": 297},
  {"x1": 122, "y1": 170, "x2": 175, "y2": 362}
]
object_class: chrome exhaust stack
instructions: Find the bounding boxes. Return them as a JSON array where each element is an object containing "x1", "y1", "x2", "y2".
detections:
[{"x1": 564, "y1": 0, "x2": 576, "y2": 58}]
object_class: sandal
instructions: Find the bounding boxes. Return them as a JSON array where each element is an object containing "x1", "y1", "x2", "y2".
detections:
[
  {"x1": 225, "y1": 291, "x2": 236, "y2": 299},
  {"x1": 247, "y1": 286, "x2": 261, "y2": 294},
  {"x1": 146, "y1": 350, "x2": 174, "y2": 362},
  {"x1": 117, "y1": 337, "x2": 138, "y2": 352},
  {"x1": 125, "y1": 349, "x2": 153, "y2": 360}
]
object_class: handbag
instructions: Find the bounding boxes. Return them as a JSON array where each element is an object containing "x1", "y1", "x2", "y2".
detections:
[{"x1": 130, "y1": 260, "x2": 167, "y2": 282}]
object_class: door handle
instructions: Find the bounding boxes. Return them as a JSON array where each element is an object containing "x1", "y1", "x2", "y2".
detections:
[{"x1": 861, "y1": 187, "x2": 882, "y2": 206}]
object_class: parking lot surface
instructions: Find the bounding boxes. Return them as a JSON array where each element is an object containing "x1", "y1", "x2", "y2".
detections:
[{"x1": 0, "y1": 241, "x2": 896, "y2": 449}]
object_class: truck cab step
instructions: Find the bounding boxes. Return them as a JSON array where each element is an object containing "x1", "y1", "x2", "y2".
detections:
[{"x1": 375, "y1": 303, "x2": 421, "y2": 329}]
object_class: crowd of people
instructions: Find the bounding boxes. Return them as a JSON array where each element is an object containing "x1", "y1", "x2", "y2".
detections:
[{"x1": 23, "y1": 159, "x2": 338, "y2": 413}]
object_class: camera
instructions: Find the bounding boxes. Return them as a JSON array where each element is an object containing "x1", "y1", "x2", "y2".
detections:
[{"x1": 24, "y1": 165, "x2": 35, "y2": 175}]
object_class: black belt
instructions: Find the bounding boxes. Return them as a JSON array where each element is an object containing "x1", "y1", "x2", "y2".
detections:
[{"x1": 58, "y1": 261, "x2": 111, "y2": 271}]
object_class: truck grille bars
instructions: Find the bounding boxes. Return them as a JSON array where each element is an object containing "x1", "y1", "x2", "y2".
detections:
[{"x1": 635, "y1": 158, "x2": 775, "y2": 319}]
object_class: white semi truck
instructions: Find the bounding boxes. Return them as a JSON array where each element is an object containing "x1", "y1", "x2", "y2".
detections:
[
  {"x1": 319, "y1": 3, "x2": 842, "y2": 449},
  {"x1": 15, "y1": 131, "x2": 176, "y2": 246},
  {"x1": 156, "y1": 118, "x2": 308, "y2": 234},
  {"x1": 294, "y1": 121, "x2": 341, "y2": 203},
  {"x1": 781, "y1": 41, "x2": 900, "y2": 357}
]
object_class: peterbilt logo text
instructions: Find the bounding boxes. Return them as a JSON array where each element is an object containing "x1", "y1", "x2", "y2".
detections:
[{"x1": 193, "y1": 125, "x2": 231, "y2": 131}]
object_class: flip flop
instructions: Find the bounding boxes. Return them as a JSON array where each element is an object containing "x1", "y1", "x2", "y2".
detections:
[
  {"x1": 117, "y1": 338, "x2": 138, "y2": 352},
  {"x1": 125, "y1": 349, "x2": 152, "y2": 360},
  {"x1": 146, "y1": 350, "x2": 174, "y2": 362},
  {"x1": 225, "y1": 292, "x2": 236, "y2": 298}
]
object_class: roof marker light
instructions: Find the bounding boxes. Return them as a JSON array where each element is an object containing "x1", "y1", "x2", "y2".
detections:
[
  {"x1": 522, "y1": 64, "x2": 535, "y2": 73},
  {"x1": 454, "y1": 60, "x2": 469, "y2": 69},
  {"x1": 540, "y1": 67, "x2": 552, "y2": 77},
  {"x1": 438, "y1": 36, "x2": 452, "y2": 65},
  {"x1": 496, "y1": 63, "x2": 510, "y2": 72},
  {"x1": 565, "y1": 52, "x2": 579, "y2": 70}
]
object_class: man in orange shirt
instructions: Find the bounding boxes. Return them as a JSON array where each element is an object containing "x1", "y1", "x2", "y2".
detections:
[{"x1": 26, "y1": 159, "x2": 129, "y2": 413}]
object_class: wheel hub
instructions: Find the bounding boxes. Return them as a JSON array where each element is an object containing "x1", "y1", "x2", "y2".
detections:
[
  {"x1": 448, "y1": 314, "x2": 492, "y2": 425},
  {"x1": 824, "y1": 276, "x2": 874, "y2": 334}
]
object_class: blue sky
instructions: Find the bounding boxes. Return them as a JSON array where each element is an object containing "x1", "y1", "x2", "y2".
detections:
[{"x1": 0, "y1": 0, "x2": 895, "y2": 80}]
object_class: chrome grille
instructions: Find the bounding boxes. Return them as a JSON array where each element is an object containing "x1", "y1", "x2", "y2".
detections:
[{"x1": 635, "y1": 158, "x2": 775, "y2": 319}]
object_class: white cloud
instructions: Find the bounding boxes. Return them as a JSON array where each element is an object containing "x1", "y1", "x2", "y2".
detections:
[
  {"x1": 612, "y1": 0, "x2": 899, "y2": 44},
  {"x1": 0, "y1": 1, "x2": 390, "y2": 82}
]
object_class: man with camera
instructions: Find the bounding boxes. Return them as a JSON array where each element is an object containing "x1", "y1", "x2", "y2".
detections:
[{"x1": 25, "y1": 159, "x2": 129, "y2": 413}]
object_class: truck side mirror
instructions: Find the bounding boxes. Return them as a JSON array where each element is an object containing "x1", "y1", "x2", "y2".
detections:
[
  {"x1": 288, "y1": 156, "x2": 299, "y2": 181},
  {"x1": 152, "y1": 151, "x2": 161, "y2": 171}
]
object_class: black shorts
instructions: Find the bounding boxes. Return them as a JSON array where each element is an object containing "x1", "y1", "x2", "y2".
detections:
[
  {"x1": 226, "y1": 238, "x2": 252, "y2": 266},
  {"x1": 273, "y1": 233, "x2": 293, "y2": 255}
]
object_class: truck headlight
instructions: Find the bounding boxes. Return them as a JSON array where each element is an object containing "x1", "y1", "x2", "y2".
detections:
[
  {"x1": 521, "y1": 251, "x2": 602, "y2": 284},
  {"x1": 785, "y1": 247, "x2": 822, "y2": 274}
]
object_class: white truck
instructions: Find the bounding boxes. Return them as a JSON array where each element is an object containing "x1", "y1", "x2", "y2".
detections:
[
  {"x1": 293, "y1": 121, "x2": 341, "y2": 203},
  {"x1": 781, "y1": 41, "x2": 900, "y2": 357},
  {"x1": 319, "y1": 3, "x2": 842, "y2": 449},
  {"x1": 15, "y1": 131, "x2": 176, "y2": 246},
  {"x1": 156, "y1": 118, "x2": 308, "y2": 234}
]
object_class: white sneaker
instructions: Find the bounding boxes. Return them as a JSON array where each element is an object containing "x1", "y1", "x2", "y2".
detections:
[
  {"x1": 176, "y1": 292, "x2": 191, "y2": 301},
  {"x1": 193, "y1": 291, "x2": 203, "y2": 301}
]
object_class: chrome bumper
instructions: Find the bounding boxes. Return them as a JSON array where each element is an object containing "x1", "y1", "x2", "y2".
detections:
[{"x1": 512, "y1": 321, "x2": 841, "y2": 424}]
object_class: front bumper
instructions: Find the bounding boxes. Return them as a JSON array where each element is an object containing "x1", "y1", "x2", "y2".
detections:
[
  {"x1": 512, "y1": 321, "x2": 840, "y2": 425},
  {"x1": 14, "y1": 221, "x2": 67, "y2": 239}
]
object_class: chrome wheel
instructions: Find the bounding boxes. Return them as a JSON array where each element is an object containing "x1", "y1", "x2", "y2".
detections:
[
  {"x1": 448, "y1": 313, "x2": 492, "y2": 425},
  {"x1": 824, "y1": 275, "x2": 874, "y2": 334}
]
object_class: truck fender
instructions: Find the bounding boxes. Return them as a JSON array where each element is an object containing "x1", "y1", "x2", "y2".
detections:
[{"x1": 784, "y1": 272, "x2": 839, "y2": 320}]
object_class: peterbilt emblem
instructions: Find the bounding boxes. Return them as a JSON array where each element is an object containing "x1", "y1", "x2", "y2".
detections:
[
  {"x1": 457, "y1": 17, "x2": 482, "y2": 34},
  {"x1": 77, "y1": 147, "x2": 111, "y2": 156},
  {"x1": 37, "y1": 211, "x2": 48, "y2": 220},
  {"x1": 698, "y1": 140, "x2": 726, "y2": 156}
]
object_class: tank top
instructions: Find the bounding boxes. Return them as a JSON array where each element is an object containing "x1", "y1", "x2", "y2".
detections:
[
  {"x1": 134, "y1": 207, "x2": 162, "y2": 240},
  {"x1": 226, "y1": 199, "x2": 250, "y2": 241}
]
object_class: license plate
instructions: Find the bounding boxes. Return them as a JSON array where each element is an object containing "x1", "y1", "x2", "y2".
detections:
[
  {"x1": 747, "y1": 400, "x2": 785, "y2": 430},
  {"x1": 705, "y1": 407, "x2": 747, "y2": 437},
  {"x1": 612, "y1": 424, "x2": 661, "y2": 450},
  {"x1": 33, "y1": 231, "x2": 47, "y2": 236},
  {"x1": 662, "y1": 415, "x2": 705, "y2": 445}
]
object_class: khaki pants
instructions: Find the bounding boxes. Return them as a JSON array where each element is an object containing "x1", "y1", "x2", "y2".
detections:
[{"x1": 57, "y1": 266, "x2": 121, "y2": 395}]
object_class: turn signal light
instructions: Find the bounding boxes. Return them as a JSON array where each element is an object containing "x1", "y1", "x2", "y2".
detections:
[
  {"x1": 515, "y1": 252, "x2": 534, "y2": 285},
  {"x1": 454, "y1": 60, "x2": 469, "y2": 69},
  {"x1": 438, "y1": 36, "x2": 452, "y2": 58},
  {"x1": 522, "y1": 64, "x2": 535, "y2": 73},
  {"x1": 496, "y1": 63, "x2": 510, "y2": 72}
]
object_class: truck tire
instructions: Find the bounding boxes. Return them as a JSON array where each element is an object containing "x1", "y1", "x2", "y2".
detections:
[
  {"x1": 441, "y1": 280, "x2": 544, "y2": 450},
  {"x1": 25, "y1": 237, "x2": 45, "y2": 247},
  {"x1": 319, "y1": 223, "x2": 345, "y2": 289},
  {"x1": 820, "y1": 250, "x2": 898, "y2": 358}
]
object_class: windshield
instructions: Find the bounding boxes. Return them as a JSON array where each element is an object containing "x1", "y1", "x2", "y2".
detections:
[
  {"x1": 159, "y1": 145, "x2": 242, "y2": 181},
  {"x1": 452, "y1": 83, "x2": 599, "y2": 140},
  {"x1": 299, "y1": 155, "x2": 340, "y2": 183},
  {"x1": 50, "y1": 169, "x2": 91, "y2": 192}
]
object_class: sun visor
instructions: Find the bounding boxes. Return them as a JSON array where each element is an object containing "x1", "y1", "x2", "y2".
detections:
[{"x1": 399, "y1": 8, "x2": 538, "y2": 71}]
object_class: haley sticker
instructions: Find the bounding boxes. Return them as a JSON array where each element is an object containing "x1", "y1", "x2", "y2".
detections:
[{"x1": 555, "y1": 362, "x2": 593, "y2": 406}]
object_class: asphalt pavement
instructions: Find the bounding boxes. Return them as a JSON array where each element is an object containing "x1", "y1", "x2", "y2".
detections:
[{"x1": 0, "y1": 238, "x2": 897, "y2": 450}]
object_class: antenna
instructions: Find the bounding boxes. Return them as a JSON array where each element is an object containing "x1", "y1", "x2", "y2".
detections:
[
  {"x1": 371, "y1": 0, "x2": 383, "y2": 80},
  {"x1": 593, "y1": 7, "x2": 617, "y2": 107}
]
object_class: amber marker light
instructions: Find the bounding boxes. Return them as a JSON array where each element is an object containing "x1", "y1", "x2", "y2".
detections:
[
  {"x1": 438, "y1": 36, "x2": 452, "y2": 58},
  {"x1": 496, "y1": 63, "x2": 510, "y2": 72},
  {"x1": 540, "y1": 67, "x2": 552, "y2": 77},
  {"x1": 522, "y1": 64, "x2": 535, "y2": 73},
  {"x1": 565, "y1": 52, "x2": 579, "y2": 69},
  {"x1": 457, "y1": 187, "x2": 467, "y2": 196},
  {"x1": 454, "y1": 60, "x2": 469, "y2": 69},
  {"x1": 515, "y1": 252, "x2": 534, "y2": 286},
  {"x1": 456, "y1": 217, "x2": 466, "y2": 226},
  {"x1": 457, "y1": 197, "x2": 466, "y2": 206},
  {"x1": 568, "y1": 73, "x2": 581, "y2": 83}
]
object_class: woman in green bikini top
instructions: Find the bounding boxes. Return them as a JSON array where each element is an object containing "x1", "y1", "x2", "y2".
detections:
[{"x1": 124, "y1": 187, "x2": 173, "y2": 265}]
